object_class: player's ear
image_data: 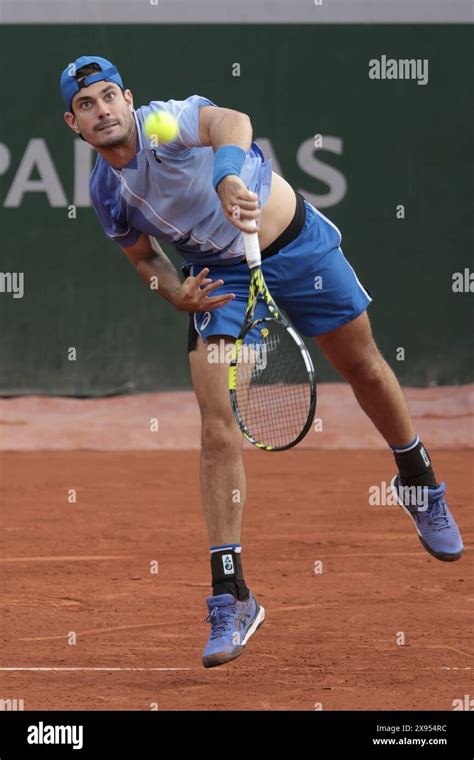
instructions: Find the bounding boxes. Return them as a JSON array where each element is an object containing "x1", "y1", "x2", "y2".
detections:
[
  {"x1": 123, "y1": 89, "x2": 134, "y2": 110},
  {"x1": 64, "y1": 111, "x2": 81, "y2": 134}
]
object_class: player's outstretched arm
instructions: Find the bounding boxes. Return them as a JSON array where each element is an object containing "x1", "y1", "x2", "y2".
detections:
[
  {"x1": 198, "y1": 106, "x2": 252, "y2": 151},
  {"x1": 198, "y1": 106, "x2": 260, "y2": 232},
  {"x1": 121, "y1": 233, "x2": 235, "y2": 313}
]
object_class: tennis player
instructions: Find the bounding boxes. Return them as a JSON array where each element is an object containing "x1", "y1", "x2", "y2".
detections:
[{"x1": 60, "y1": 56, "x2": 464, "y2": 669}]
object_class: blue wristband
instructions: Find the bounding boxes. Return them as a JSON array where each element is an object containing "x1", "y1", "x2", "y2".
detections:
[{"x1": 212, "y1": 145, "x2": 246, "y2": 192}]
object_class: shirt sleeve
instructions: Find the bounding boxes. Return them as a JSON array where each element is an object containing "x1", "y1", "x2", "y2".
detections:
[
  {"x1": 89, "y1": 180, "x2": 141, "y2": 249},
  {"x1": 144, "y1": 94, "x2": 217, "y2": 150}
]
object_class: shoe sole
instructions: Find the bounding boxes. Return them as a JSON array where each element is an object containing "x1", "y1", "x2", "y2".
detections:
[
  {"x1": 202, "y1": 603, "x2": 266, "y2": 669},
  {"x1": 390, "y1": 475, "x2": 463, "y2": 562}
]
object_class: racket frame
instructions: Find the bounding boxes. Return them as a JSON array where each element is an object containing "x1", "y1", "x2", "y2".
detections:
[{"x1": 229, "y1": 263, "x2": 317, "y2": 451}]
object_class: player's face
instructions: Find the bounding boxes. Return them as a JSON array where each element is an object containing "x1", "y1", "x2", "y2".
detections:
[{"x1": 65, "y1": 82, "x2": 134, "y2": 148}]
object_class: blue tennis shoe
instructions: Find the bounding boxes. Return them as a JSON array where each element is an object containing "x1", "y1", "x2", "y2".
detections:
[
  {"x1": 390, "y1": 475, "x2": 463, "y2": 561},
  {"x1": 202, "y1": 592, "x2": 265, "y2": 668}
]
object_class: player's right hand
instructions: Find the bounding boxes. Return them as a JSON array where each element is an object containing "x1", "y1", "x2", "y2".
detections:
[{"x1": 171, "y1": 268, "x2": 236, "y2": 313}]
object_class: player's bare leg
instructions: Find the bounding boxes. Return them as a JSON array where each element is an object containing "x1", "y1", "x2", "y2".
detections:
[
  {"x1": 189, "y1": 333, "x2": 265, "y2": 666},
  {"x1": 314, "y1": 310, "x2": 463, "y2": 561},
  {"x1": 314, "y1": 311, "x2": 415, "y2": 446},
  {"x1": 189, "y1": 334, "x2": 246, "y2": 547}
]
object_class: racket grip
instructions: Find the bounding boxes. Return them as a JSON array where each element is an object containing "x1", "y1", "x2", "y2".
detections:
[{"x1": 242, "y1": 218, "x2": 261, "y2": 270}]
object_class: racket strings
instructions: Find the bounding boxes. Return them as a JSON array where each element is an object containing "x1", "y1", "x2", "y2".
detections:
[{"x1": 234, "y1": 322, "x2": 313, "y2": 448}]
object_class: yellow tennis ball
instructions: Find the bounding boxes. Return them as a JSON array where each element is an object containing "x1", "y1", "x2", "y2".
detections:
[{"x1": 144, "y1": 111, "x2": 180, "y2": 144}]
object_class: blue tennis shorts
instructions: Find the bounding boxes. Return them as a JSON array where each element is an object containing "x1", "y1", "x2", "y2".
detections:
[{"x1": 184, "y1": 198, "x2": 372, "y2": 349}]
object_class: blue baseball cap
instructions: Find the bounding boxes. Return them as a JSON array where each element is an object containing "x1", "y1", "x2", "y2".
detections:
[{"x1": 60, "y1": 55, "x2": 124, "y2": 111}]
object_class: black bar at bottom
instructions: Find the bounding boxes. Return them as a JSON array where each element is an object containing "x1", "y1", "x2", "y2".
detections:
[{"x1": 0, "y1": 710, "x2": 472, "y2": 757}]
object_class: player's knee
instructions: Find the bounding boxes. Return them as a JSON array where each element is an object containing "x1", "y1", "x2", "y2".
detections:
[
  {"x1": 343, "y1": 349, "x2": 386, "y2": 387},
  {"x1": 201, "y1": 416, "x2": 242, "y2": 454}
]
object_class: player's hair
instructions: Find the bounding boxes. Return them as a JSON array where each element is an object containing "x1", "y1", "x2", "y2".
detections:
[
  {"x1": 71, "y1": 63, "x2": 125, "y2": 114},
  {"x1": 75, "y1": 62, "x2": 102, "y2": 82}
]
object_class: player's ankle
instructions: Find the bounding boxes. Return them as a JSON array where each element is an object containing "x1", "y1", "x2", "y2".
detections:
[
  {"x1": 389, "y1": 434, "x2": 439, "y2": 488},
  {"x1": 209, "y1": 544, "x2": 249, "y2": 600}
]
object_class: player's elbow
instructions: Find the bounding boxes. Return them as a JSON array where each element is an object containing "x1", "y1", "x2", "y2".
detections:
[
  {"x1": 232, "y1": 111, "x2": 252, "y2": 130},
  {"x1": 207, "y1": 109, "x2": 252, "y2": 148}
]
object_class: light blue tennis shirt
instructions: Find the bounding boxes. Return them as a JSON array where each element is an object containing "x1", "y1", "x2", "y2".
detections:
[{"x1": 89, "y1": 95, "x2": 273, "y2": 266}]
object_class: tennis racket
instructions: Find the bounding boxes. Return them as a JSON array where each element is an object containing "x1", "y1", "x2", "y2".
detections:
[{"x1": 229, "y1": 218, "x2": 317, "y2": 451}]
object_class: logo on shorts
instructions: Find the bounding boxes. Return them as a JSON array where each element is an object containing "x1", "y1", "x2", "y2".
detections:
[
  {"x1": 200, "y1": 312, "x2": 211, "y2": 331},
  {"x1": 222, "y1": 554, "x2": 234, "y2": 575}
]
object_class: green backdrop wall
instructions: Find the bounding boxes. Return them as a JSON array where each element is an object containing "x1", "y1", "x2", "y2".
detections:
[{"x1": 0, "y1": 25, "x2": 472, "y2": 394}]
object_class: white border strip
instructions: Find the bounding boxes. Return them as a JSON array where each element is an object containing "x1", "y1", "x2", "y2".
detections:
[{"x1": 1, "y1": 0, "x2": 472, "y2": 24}]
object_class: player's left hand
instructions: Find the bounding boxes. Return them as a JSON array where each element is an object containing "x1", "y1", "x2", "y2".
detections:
[{"x1": 217, "y1": 175, "x2": 261, "y2": 232}]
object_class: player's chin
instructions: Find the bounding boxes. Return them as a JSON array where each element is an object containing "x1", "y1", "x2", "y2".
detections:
[{"x1": 93, "y1": 124, "x2": 126, "y2": 147}]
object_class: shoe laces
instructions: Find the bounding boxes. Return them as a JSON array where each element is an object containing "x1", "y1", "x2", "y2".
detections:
[
  {"x1": 427, "y1": 497, "x2": 450, "y2": 531},
  {"x1": 206, "y1": 605, "x2": 234, "y2": 639}
]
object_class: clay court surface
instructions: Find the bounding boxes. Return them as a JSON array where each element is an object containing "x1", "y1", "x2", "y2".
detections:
[{"x1": 0, "y1": 386, "x2": 472, "y2": 711}]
